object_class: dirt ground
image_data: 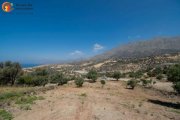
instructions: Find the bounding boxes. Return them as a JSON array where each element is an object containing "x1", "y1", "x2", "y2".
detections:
[{"x1": 13, "y1": 81, "x2": 180, "y2": 120}]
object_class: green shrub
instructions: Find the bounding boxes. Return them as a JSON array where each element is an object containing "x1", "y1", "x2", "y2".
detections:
[
  {"x1": 147, "y1": 67, "x2": 163, "y2": 77},
  {"x1": 32, "y1": 76, "x2": 48, "y2": 86},
  {"x1": 167, "y1": 64, "x2": 180, "y2": 83},
  {"x1": 147, "y1": 71, "x2": 154, "y2": 77},
  {"x1": 17, "y1": 75, "x2": 48, "y2": 86},
  {"x1": 100, "y1": 80, "x2": 106, "y2": 88},
  {"x1": 87, "y1": 70, "x2": 98, "y2": 82},
  {"x1": 141, "y1": 79, "x2": 153, "y2": 88},
  {"x1": 0, "y1": 109, "x2": 13, "y2": 120},
  {"x1": 17, "y1": 75, "x2": 47, "y2": 86},
  {"x1": 166, "y1": 64, "x2": 180, "y2": 94},
  {"x1": 113, "y1": 72, "x2": 122, "y2": 81},
  {"x1": 173, "y1": 82, "x2": 180, "y2": 94},
  {"x1": 49, "y1": 73, "x2": 68, "y2": 86},
  {"x1": 33, "y1": 68, "x2": 48, "y2": 76},
  {"x1": 153, "y1": 67, "x2": 163, "y2": 76},
  {"x1": 16, "y1": 75, "x2": 33, "y2": 86},
  {"x1": 57, "y1": 78, "x2": 68, "y2": 86},
  {"x1": 156, "y1": 74, "x2": 163, "y2": 80},
  {"x1": 75, "y1": 78, "x2": 84, "y2": 87},
  {"x1": 129, "y1": 71, "x2": 143, "y2": 78},
  {"x1": 127, "y1": 79, "x2": 138, "y2": 89}
]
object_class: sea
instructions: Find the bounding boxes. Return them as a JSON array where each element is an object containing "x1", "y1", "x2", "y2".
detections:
[{"x1": 21, "y1": 64, "x2": 41, "y2": 68}]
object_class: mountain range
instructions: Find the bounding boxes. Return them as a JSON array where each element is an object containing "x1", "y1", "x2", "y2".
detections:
[{"x1": 91, "y1": 37, "x2": 180, "y2": 62}]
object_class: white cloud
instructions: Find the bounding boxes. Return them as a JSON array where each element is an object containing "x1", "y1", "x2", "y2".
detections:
[
  {"x1": 93, "y1": 43, "x2": 104, "y2": 51},
  {"x1": 70, "y1": 50, "x2": 84, "y2": 56}
]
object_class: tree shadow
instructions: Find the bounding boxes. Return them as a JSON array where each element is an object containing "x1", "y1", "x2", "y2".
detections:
[{"x1": 148, "y1": 99, "x2": 180, "y2": 109}]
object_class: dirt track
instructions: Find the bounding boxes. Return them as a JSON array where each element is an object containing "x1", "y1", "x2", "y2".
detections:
[{"x1": 13, "y1": 81, "x2": 180, "y2": 120}]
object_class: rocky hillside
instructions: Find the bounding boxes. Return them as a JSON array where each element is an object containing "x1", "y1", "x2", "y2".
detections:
[{"x1": 91, "y1": 37, "x2": 180, "y2": 62}]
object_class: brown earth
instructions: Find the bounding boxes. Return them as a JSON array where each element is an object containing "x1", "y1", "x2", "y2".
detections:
[{"x1": 13, "y1": 81, "x2": 180, "y2": 120}]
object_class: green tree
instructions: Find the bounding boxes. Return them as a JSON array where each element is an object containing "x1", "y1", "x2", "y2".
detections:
[
  {"x1": 113, "y1": 72, "x2": 122, "y2": 81},
  {"x1": 87, "y1": 70, "x2": 98, "y2": 82},
  {"x1": 167, "y1": 64, "x2": 180, "y2": 94},
  {"x1": 167, "y1": 64, "x2": 180, "y2": 83},
  {"x1": 75, "y1": 77, "x2": 84, "y2": 87},
  {"x1": 0, "y1": 61, "x2": 22, "y2": 86}
]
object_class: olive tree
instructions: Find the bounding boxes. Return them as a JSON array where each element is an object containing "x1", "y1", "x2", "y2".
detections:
[
  {"x1": 87, "y1": 70, "x2": 98, "y2": 82},
  {"x1": 0, "y1": 61, "x2": 22, "y2": 86},
  {"x1": 113, "y1": 72, "x2": 122, "y2": 81}
]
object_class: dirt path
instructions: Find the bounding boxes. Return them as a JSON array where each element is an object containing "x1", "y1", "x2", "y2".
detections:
[{"x1": 13, "y1": 81, "x2": 180, "y2": 120}]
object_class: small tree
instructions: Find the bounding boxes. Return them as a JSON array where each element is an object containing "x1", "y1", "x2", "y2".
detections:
[
  {"x1": 0, "y1": 61, "x2": 22, "y2": 86},
  {"x1": 100, "y1": 80, "x2": 106, "y2": 88},
  {"x1": 87, "y1": 70, "x2": 98, "y2": 82},
  {"x1": 167, "y1": 64, "x2": 180, "y2": 94},
  {"x1": 113, "y1": 72, "x2": 121, "y2": 81},
  {"x1": 75, "y1": 77, "x2": 84, "y2": 87},
  {"x1": 167, "y1": 64, "x2": 180, "y2": 83},
  {"x1": 127, "y1": 79, "x2": 138, "y2": 89}
]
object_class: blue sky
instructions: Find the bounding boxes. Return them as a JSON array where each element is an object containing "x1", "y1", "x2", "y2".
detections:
[{"x1": 0, "y1": 0, "x2": 180, "y2": 64}]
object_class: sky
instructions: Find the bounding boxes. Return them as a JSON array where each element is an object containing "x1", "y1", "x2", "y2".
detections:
[{"x1": 0, "y1": 0, "x2": 180, "y2": 64}]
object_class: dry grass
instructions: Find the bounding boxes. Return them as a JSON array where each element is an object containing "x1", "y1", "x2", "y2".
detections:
[{"x1": 11, "y1": 81, "x2": 180, "y2": 120}]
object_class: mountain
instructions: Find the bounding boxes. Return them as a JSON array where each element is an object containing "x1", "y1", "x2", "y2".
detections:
[{"x1": 91, "y1": 37, "x2": 180, "y2": 61}]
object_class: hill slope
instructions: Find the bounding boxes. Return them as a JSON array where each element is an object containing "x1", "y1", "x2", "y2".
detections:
[{"x1": 92, "y1": 37, "x2": 180, "y2": 61}]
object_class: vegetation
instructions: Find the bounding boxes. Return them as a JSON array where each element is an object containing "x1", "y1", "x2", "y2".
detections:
[
  {"x1": 113, "y1": 72, "x2": 121, "y2": 81},
  {"x1": 0, "y1": 92, "x2": 23, "y2": 101},
  {"x1": 15, "y1": 95, "x2": 43, "y2": 105},
  {"x1": 167, "y1": 64, "x2": 180, "y2": 83},
  {"x1": 173, "y1": 82, "x2": 180, "y2": 94},
  {"x1": 80, "y1": 93, "x2": 87, "y2": 97},
  {"x1": 0, "y1": 61, "x2": 22, "y2": 86},
  {"x1": 100, "y1": 80, "x2": 106, "y2": 88},
  {"x1": 86, "y1": 70, "x2": 98, "y2": 82},
  {"x1": 127, "y1": 79, "x2": 138, "y2": 89},
  {"x1": 129, "y1": 71, "x2": 143, "y2": 79},
  {"x1": 49, "y1": 73, "x2": 68, "y2": 86},
  {"x1": 156, "y1": 74, "x2": 163, "y2": 80},
  {"x1": 75, "y1": 77, "x2": 84, "y2": 87},
  {"x1": 167, "y1": 64, "x2": 180, "y2": 94},
  {"x1": 17, "y1": 75, "x2": 48, "y2": 86},
  {"x1": 147, "y1": 67, "x2": 163, "y2": 77},
  {"x1": 0, "y1": 109, "x2": 13, "y2": 120},
  {"x1": 141, "y1": 79, "x2": 154, "y2": 88},
  {"x1": 105, "y1": 72, "x2": 113, "y2": 78}
]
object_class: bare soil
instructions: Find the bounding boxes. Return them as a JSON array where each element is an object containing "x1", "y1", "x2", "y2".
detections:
[{"x1": 13, "y1": 81, "x2": 180, "y2": 120}]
